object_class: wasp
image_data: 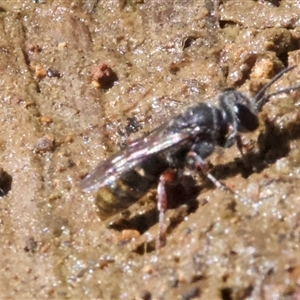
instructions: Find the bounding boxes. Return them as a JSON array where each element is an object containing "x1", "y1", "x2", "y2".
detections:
[{"x1": 80, "y1": 65, "x2": 300, "y2": 247}]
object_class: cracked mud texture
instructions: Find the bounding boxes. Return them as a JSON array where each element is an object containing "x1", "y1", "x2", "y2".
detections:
[{"x1": 1, "y1": 0, "x2": 300, "y2": 299}]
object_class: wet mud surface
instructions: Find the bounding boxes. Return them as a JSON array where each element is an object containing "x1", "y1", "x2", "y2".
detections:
[{"x1": 1, "y1": 0, "x2": 300, "y2": 299}]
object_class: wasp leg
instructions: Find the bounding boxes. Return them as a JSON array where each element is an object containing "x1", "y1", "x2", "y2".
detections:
[
  {"x1": 224, "y1": 131, "x2": 246, "y2": 160},
  {"x1": 235, "y1": 134, "x2": 245, "y2": 157},
  {"x1": 156, "y1": 169, "x2": 178, "y2": 250},
  {"x1": 186, "y1": 151, "x2": 234, "y2": 193}
]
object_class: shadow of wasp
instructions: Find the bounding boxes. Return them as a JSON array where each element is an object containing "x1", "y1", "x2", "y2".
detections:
[{"x1": 81, "y1": 65, "x2": 300, "y2": 249}]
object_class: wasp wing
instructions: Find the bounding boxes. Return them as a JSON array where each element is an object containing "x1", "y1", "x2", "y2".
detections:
[{"x1": 80, "y1": 121, "x2": 199, "y2": 192}]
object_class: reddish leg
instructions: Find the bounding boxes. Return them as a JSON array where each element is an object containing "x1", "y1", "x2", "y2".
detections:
[{"x1": 156, "y1": 169, "x2": 177, "y2": 250}]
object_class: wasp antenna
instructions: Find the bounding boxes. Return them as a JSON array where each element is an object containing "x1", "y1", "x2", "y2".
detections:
[
  {"x1": 256, "y1": 80, "x2": 300, "y2": 113},
  {"x1": 254, "y1": 65, "x2": 297, "y2": 112}
]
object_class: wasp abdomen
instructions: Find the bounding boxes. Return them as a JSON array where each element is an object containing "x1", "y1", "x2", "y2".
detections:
[{"x1": 95, "y1": 154, "x2": 168, "y2": 219}]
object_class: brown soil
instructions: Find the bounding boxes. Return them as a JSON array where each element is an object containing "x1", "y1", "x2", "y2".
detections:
[{"x1": 1, "y1": 0, "x2": 300, "y2": 299}]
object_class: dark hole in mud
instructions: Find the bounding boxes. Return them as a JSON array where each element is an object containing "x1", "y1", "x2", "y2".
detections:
[
  {"x1": 278, "y1": 52, "x2": 289, "y2": 67},
  {"x1": 219, "y1": 20, "x2": 240, "y2": 29},
  {"x1": 182, "y1": 36, "x2": 198, "y2": 50},
  {"x1": 266, "y1": 0, "x2": 281, "y2": 7},
  {"x1": 139, "y1": 290, "x2": 152, "y2": 300},
  {"x1": 220, "y1": 287, "x2": 233, "y2": 300},
  {"x1": 0, "y1": 169, "x2": 12, "y2": 196}
]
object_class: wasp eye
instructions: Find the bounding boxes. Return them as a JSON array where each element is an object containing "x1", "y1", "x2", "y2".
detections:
[{"x1": 235, "y1": 104, "x2": 259, "y2": 132}]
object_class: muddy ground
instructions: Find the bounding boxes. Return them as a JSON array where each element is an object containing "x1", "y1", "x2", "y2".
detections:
[{"x1": 1, "y1": 0, "x2": 300, "y2": 299}]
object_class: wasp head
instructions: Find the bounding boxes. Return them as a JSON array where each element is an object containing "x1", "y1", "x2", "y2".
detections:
[
  {"x1": 219, "y1": 65, "x2": 300, "y2": 136},
  {"x1": 218, "y1": 88, "x2": 259, "y2": 133}
]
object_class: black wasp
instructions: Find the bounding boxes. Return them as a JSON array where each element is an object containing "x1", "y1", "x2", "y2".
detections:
[{"x1": 81, "y1": 65, "x2": 300, "y2": 247}]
